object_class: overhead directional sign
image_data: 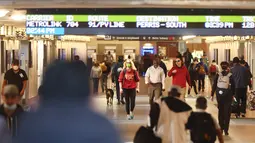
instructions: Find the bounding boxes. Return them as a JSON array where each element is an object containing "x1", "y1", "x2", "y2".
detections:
[{"x1": 26, "y1": 15, "x2": 255, "y2": 35}]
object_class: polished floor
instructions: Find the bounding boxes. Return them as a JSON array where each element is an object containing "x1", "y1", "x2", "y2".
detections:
[
  {"x1": 90, "y1": 77, "x2": 255, "y2": 143},
  {"x1": 91, "y1": 95, "x2": 255, "y2": 143}
]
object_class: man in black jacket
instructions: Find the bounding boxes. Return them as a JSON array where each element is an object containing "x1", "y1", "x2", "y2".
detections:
[
  {"x1": 0, "y1": 85, "x2": 24, "y2": 137},
  {"x1": 211, "y1": 62, "x2": 235, "y2": 136},
  {"x1": 231, "y1": 57, "x2": 249, "y2": 117}
]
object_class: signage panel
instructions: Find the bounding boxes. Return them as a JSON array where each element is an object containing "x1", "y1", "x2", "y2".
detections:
[{"x1": 26, "y1": 15, "x2": 255, "y2": 35}]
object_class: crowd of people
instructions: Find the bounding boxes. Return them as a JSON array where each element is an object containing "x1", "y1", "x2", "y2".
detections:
[{"x1": 0, "y1": 49, "x2": 253, "y2": 143}]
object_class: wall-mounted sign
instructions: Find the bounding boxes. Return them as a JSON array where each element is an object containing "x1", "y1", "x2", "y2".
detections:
[
  {"x1": 26, "y1": 15, "x2": 255, "y2": 35},
  {"x1": 97, "y1": 35, "x2": 177, "y2": 41}
]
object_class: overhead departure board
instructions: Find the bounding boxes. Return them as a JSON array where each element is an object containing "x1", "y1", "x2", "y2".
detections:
[{"x1": 26, "y1": 15, "x2": 255, "y2": 35}]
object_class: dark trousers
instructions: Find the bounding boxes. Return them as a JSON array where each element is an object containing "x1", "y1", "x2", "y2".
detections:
[
  {"x1": 93, "y1": 78, "x2": 100, "y2": 94},
  {"x1": 115, "y1": 81, "x2": 124, "y2": 102},
  {"x1": 235, "y1": 88, "x2": 247, "y2": 114},
  {"x1": 188, "y1": 80, "x2": 198, "y2": 95},
  {"x1": 101, "y1": 74, "x2": 108, "y2": 92},
  {"x1": 185, "y1": 62, "x2": 191, "y2": 69},
  {"x1": 198, "y1": 77, "x2": 205, "y2": 91},
  {"x1": 216, "y1": 89, "x2": 232, "y2": 132},
  {"x1": 123, "y1": 88, "x2": 136, "y2": 114}
]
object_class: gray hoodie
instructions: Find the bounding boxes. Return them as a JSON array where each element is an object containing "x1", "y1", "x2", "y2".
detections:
[{"x1": 14, "y1": 61, "x2": 122, "y2": 143}]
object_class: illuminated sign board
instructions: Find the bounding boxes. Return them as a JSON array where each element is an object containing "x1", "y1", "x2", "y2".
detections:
[{"x1": 26, "y1": 15, "x2": 255, "y2": 35}]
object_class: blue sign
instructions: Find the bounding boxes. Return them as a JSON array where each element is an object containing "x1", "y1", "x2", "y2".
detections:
[{"x1": 26, "y1": 28, "x2": 65, "y2": 35}]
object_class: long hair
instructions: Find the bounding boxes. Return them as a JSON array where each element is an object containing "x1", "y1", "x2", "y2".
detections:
[{"x1": 123, "y1": 59, "x2": 137, "y2": 71}]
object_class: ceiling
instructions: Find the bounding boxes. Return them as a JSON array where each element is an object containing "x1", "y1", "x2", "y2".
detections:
[{"x1": 1, "y1": 0, "x2": 255, "y2": 9}]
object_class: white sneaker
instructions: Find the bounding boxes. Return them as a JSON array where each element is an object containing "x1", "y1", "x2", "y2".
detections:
[
  {"x1": 127, "y1": 115, "x2": 131, "y2": 120},
  {"x1": 130, "y1": 112, "x2": 134, "y2": 119}
]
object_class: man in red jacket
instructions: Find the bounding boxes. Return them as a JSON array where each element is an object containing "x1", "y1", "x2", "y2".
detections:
[{"x1": 168, "y1": 57, "x2": 191, "y2": 100}]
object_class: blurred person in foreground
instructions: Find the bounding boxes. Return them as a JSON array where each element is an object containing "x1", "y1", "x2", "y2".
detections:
[
  {"x1": 0, "y1": 115, "x2": 12, "y2": 143},
  {"x1": 14, "y1": 60, "x2": 122, "y2": 143},
  {"x1": 148, "y1": 85, "x2": 192, "y2": 143},
  {"x1": 0, "y1": 85, "x2": 24, "y2": 137}
]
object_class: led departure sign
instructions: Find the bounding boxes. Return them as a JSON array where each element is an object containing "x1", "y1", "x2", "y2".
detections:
[{"x1": 26, "y1": 15, "x2": 255, "y2": 35}]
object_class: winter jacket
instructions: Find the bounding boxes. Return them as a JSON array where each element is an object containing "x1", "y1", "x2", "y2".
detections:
[
  {"x1": 231, "y1": 64, "x2": 249, "y2": 88},
  {"x1": 168, "y1": 65, "x2": 191, "y2": 88},
  {"x1": 0, "y1": 104, "x2": 24, "y2": 137},
  {"x1": 149, "y1": 96, "x2": 192, "y2": 143},
  {"x1": 188, "y1": 63, "x2": 199, "y2": 81}
]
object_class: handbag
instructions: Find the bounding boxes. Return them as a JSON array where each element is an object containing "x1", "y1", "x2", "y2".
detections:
[{"x1": 133, "y1": 126, "x2": 161, "y2": 143}]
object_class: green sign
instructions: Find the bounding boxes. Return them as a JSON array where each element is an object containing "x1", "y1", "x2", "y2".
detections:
[{"x1": 26, "y1": 15, "x2": 255, "y2": 22}]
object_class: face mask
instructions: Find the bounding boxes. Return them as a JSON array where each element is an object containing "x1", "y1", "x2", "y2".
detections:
[
  {"x1": 126, "y1": 63, "x2": 131, "y2": 68},
  {"x1": 4, "y1": 103, "x2": 17, "y2": 110},
  {"x1": 13, "y1": 66, "x2": 19, "y2": 71}
]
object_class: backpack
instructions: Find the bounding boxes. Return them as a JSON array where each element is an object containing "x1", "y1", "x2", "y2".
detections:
[
  {"x1": 123, "y1": 69, "x2": 139, "y2": 82},
  {"x1": 187, "y1": 112, "x2": 217, "y2": 143},
  {"x1": 217, "y1": 72, "x2": 232, "y2": 89},
  {"x1": 134, "y1": 126, "x2": 161, "y2": 143},
  {"x1": 210, "y1": 65, "x2": 217, "y2": 74},
  {"x1": 100, "y1": 64, "x2": 107, "y2": 72},
  {"x1": 199, "y1": 65, "x2": 206, "y2": 75}
]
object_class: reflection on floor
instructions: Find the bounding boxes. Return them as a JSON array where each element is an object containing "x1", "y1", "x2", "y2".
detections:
[{"x1": 92, "y1": 95, "x2": 255, "y2": 143}]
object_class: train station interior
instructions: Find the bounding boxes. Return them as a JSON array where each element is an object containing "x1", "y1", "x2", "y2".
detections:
[{"x1": 0, "y1": 6, "x2": 255, "y2": 143}]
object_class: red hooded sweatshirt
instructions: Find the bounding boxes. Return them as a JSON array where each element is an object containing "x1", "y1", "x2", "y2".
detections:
[{"x1": 168, "y1": 65, "x2": 191, "y2": 88}]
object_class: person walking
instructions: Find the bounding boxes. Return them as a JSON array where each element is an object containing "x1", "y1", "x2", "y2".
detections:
[
  {"x1": 188, "y1": 58, "x2": 199, "y2": 97},
  {"x1": 148, "y1": 86, "x2": 192, "y2": 143},
  {"x1": 211, "y1": 61, "x2": 235, "y2": 136},
  {"x1": 168, "y1": 57, "x2": 191, "y2": 100},
  {"x1": 155, "y1": 55, "x2": 168, "y2": 77},
  {"x1": 2, "y1": 59, "x2": 28, "y2": 99},
  {"x1": 231, "y1": 57, "x2": 249, "y2": 117},
  {"x1": 183, "y1": 48, "x2": 193, "y2": 69},
  {"x1": 100, "y1": 62, "x2": 111, "y2": 93},
  {"x1": 186, "y1": 96, "x2": 224, "y2": 143},
  {"x1": 209, "y1": 60, "x2": 220, "y2": 88},
  {"x1": 145, "y1": 59, "x2": 165, "y2": 105},
  {"x1": 0, "y1": 85, "x2": 24, "y2": 137},
  {"x1": 14, "y1": 60, "x2": 122, "y2": 143},
  {"x1": 112, "y1": 56, "x2": 125, "y2": 104},
  {"x1": 198, "y1": 58, "x2": 209, "y2": 93},
  {"x1": 90, "y1": 62, "x2": 102, "y2": 94},
  {"x1": 119, "y1": 60, "x2": 140, "y2": 120}
]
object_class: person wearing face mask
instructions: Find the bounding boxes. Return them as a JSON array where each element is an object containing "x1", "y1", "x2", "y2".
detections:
[
  {"x1": 168, "y1": 57, "x2": 191, "y2": 101},
  {"x1": 0, "y1": 85, "x2": 24, "y2": 137},
  {"x1": 145, "y1": 59, "x2": 166, "y2": 105},
  {"x1": 119, "y1": 60, "x2": 140, "y2": 120},
  {"x1": 2, "y1": 59, "x2": 28, "y2": 100}
]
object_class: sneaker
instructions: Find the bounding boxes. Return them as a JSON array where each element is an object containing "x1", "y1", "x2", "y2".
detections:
[
  {"x1": 224, "y1": 131, "x2": 229, "y2": 136},
  {"x1": 117, "y1": 101, "x2": 121, "y2": 105},
  {"x1": 130, "y1": 112, "x2": 134, "y2": 119},
  {"x1": 241, "y1": 114, "x2": 246, "y2": 118},
  {"x1": 121, "y1": 100, "x2": 126, "y2": 105},
  {"x1": 127, "y1": 115, "x2": 132, "y2": 120}
]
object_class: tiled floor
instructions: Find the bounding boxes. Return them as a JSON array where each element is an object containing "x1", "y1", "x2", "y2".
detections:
[{"x1": 91, "y1": 95, "x2": 255, "y2": 143}]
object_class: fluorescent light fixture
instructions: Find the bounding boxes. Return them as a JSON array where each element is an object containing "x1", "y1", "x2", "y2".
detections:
[
  {"x1": 182, "y1": 35, "x2": 196, "y2": 40},
  {"x1": 11, "y1": 14, "x2": 26, "y2": 21},
  {"x1": 0, "y1": 10, "x2": 9, "y2": 17},
  {"x1": 97, "y1": 35, "x2": 105, "y2": 38}
]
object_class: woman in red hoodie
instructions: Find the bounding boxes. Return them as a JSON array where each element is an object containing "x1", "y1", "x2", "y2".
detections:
[
  {"x1": 168, "y1": 57, "x2": 191, "y2": 100},
  {"x1": 119, "y1": 60, "x2": 140, "y2": 120}
]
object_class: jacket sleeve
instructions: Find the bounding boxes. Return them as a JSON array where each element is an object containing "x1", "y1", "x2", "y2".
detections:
[
  {"x1": 149, "y1": 102, "x2": 160, "y2": 129},
  {"x1": 205, "y1": 65, "x2": 209, "y2": 74},
  {"x1": 211, "y1": 74, "x2": 219, "y2": 97},
  {"x1": 118, "y1": 71, "x2": 124, "y2": 83},
  {"x1": 230, "y1": 75, "x2": 235, "y2": 95},
  {"x1": 161, "y1": 62, "x2": 168, "y2": 77},
  {"x1": 168, "y1": 67, "x2": 174, "y2": 77}
]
